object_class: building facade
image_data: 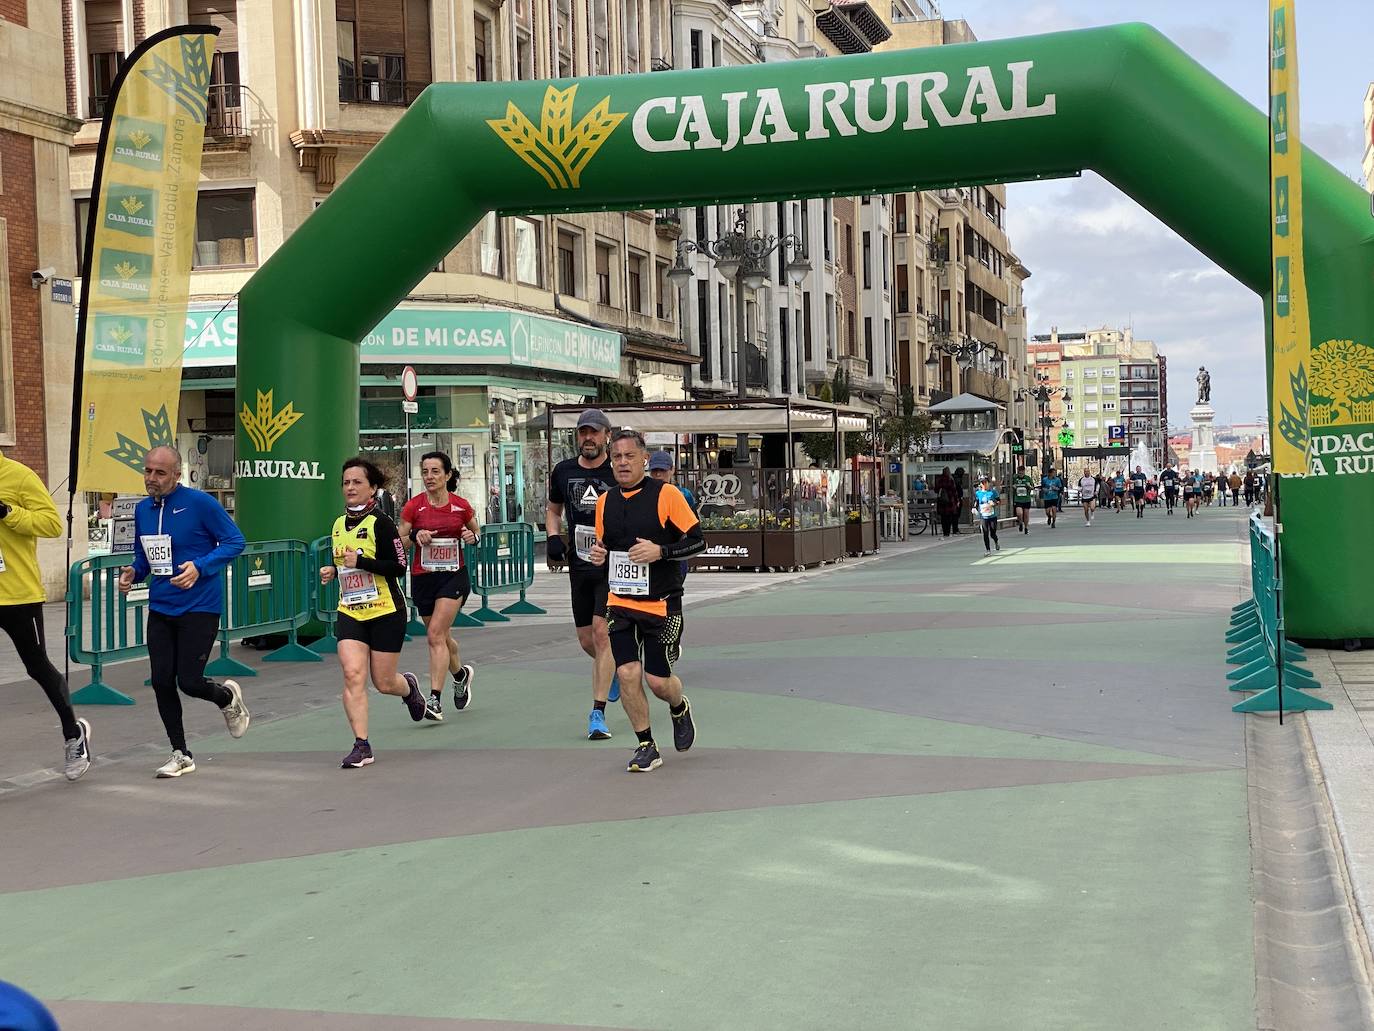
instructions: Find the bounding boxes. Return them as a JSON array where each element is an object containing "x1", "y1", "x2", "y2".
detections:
[{"x1": 2, "y1": 2, "x2": 82, "y2": 595}]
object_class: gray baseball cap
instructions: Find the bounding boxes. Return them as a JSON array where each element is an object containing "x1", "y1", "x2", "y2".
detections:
[
  {"x1": 647, "y1": 451, "x2": 675, "y2": 471},
  {"x1": 576, "y1": 408, "x2": 612, "y2": 430}
]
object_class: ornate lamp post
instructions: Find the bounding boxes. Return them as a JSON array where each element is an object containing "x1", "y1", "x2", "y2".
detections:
[
  {"x1": 668, "y1": 207, "x2": 810, "y2": 464},
  {"x1": 1015, "y1": 375, "x2": 1064, "y2": 471},
  {"x1": 921, "y1": 314, "x2": 1004, "y2": 401}
]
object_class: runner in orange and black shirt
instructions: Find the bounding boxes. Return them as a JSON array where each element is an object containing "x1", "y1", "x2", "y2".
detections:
[{"x1": 589, "y1": 428, "x2": 705, "y2": 773}]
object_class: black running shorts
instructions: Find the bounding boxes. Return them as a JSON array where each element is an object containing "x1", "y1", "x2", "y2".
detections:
[
  {"x1": 410, "y1": 570, "x2": 471, "y2": 618},
  {"x1": 569, "y1": 568, "x2": 609, "y2": 629},
  {"x1": 607, "y1": 607, "x2": 683, "y2": 679},
  {"x1": 336, "y1": 610, "x2": 406, "y2": 653}
]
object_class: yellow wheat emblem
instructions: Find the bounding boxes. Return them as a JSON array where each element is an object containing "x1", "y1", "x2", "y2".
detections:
[
  {"x1": 486, "y1": 85, "x2": 626, "y2": 190},
  {"x1": 128, "y1": 129, "x2": 153, "y2": 149},
  {"x1": 120, "y1": 195, "x2": 145, "y2": 216},
  {"x1": 239, "y1": 389, "x2": 304, "y2": 453},
  {"x1": 113, "y1": 260, "x2": 140, "y2": 280},
  {"x1": 109, "y1": 324, "x2": 133, "y2": 345}
]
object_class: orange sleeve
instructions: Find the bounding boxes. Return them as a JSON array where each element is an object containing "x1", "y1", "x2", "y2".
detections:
[
  {"x1": 658, "y1": 485, "x2": 699, "y2": 533},
  {"x1": 595, "y1": 492, "x2": 606, "y2": 540}
]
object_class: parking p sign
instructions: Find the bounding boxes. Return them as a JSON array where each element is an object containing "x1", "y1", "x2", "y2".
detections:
[{"x1": 1107, "y1": 425, "x2": 1126, "y2": 442}]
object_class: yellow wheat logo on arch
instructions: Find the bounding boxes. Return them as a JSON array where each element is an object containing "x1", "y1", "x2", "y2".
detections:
[
  {"x1": 239, "y1": 389, "x2": 303, "y2": 453},
  {"x1": 487, "y1": 85, "x2": 626, "y2": 190}
]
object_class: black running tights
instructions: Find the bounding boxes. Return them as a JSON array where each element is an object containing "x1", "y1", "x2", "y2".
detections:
[
  {"x1": 0, "y1": 602, "x2": 79, "y2": 739},
  {"x1": 147, "y1": 609, "x2": 231, "y2": 756},
  {"x1": 981, "y1": 516, "x2": 999, "y2": 550}
]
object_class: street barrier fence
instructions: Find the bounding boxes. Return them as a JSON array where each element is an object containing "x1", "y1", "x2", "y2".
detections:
[
  {"x1": 1227, "y1": 515, "x2": 1328, "y2": 714},
  {"x1": 67, "y1": 524, "x2": 546, "y2": 702}
]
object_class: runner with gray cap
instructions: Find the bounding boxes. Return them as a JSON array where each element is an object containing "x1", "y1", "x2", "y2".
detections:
[{"x1": 546, "y1": 408, "x2": 620, "y2": 740}]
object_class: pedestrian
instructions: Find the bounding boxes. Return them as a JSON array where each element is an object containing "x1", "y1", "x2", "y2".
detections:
[
  {"x1": 1229, "y1": 471, "x2": 1242, "y2": 507},
  {"x1": 399, "y1": 451, "x2": 479, "y2": 723},
  {"x1": 546, "y1": 408, "x2": 619, "y2": 740},
  {"x1": 648, "y1": 450, "x2": 697, "y2": 580},
  {"x1": 0, "y1": 450, "x2": 92, "y2": 780},
  {"x1": 588, "y1": 428, "x2": 704, "y2": 772},
  {"x1": 319, "y1": 457, "x2": 426, "y2": 769},
  {"x1": 1040, "y1": 466, "x2": 1064, "y2": 527},
  {"x1": 972, "y1": 474, "x2": 1001, "y2": 555},
  {"x1": 1011, "y1": 464, "x2": 1035, "y2": 535},
  {"x1": 934, "y1": 467, "x2": 959, "y2": 537},
  {"x1": 117, "y1": 446, "x2": 249, "y2": 778},
  {"x1": 1243, "y1": 470, "x2": 1256, "y2": 507},
  {"x1": 1078, "y1": 468, "x2": 1097, "y2": 525}
]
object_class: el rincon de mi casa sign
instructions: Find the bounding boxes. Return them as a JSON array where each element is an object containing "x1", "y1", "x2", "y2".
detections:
[{"x1": 235, "y1": 24, "x2": 1374, "y2": 639}]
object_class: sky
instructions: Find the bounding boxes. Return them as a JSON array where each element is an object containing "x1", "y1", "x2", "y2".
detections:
[{"x1": 949, "y1": 0, "x2": 1373, "y2": 429}]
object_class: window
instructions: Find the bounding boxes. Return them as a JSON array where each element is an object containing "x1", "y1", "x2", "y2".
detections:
[
  {"x1": 862, "y1": 231, "x2": 871, "y2": 289},
  {"x1": 85, "y1": 1, "x2": 126, "y2": 118},
  {"x1": 558, "y1": 230, "x2": 580, "y2": 296},
  {"x1": 514, "y1": 217, "x2": 542, "y2": 285},
  {"x1": 337, "y1": 20, "x2": 356, "y2": 79},
  {"x1": 1085, "y1": 419, "x2": 1099, "y2": 429},
  {"x1": 864, "y1": 317, "x2": 873, "y2": 369},
  {"x1": 1102, "y1": 384, "x2": 1116, "y2": 395},
  {"x1": 592, "y1": 0, "x2": 609, "y2": 74},
  {"x1": 695, "y1": 207, "x2": 708, "y2": 242},
  {"x1": 1065, "y1": 369, "x2": 1075, "y2": 379},
  {"x1": 779, "y1": 308, "x2": 791, "y2": 395},
  {"x1": 628, "y1": 254, "x2": 644, "y2": 313},
  {"x1": 697, "y1": 281, "x2": 712, "y2": 380},
  {"x1": 1086, "y1": 437, "x2": 1100, "y2": 446},
  {"x1": 1103, "y1": 366, "x2": 1116, "y2": 377},
  {"x1": 337, "y1": 0, "x2": 431, "y2": 104},
  {"x1": 882, "y1": 234, "x2": 889, "y2": 291},
  {"x1": 1065, "y1": 403, "x2": 1075, "y2": 413},
  {"x1": 595, "y1": 242, "x2": 613, "y2": 304},
  {"x1": 803, "y1": 292, "x2": 813, "y2": 362},
  {"x1": 718, "y1": 284, "x2": 730, "y2": 380},
  {"x1": 193, "y1": 189, "x2": 256, "y2": 268},
  {"x1": 1084, "y1": 368, "x2": 1098, "y2": 377},
  {"x1": 1084, "y1": 385, "x2": 1097, "y2": 395},
  {"x1": 556, "y1": 0, "x2": 573, "y2": 76},
  {"x1": 825, "y1": 295, "x2": 835, "y2": 359},
  {"x1": 478, "y1": 212, "x2": 503, "y2": 277},
  {"x1": 690, "y1": 29, "x2": 703, "y2": 69},
  {"x1": 655, "y1": 260, "x2": 670, "y2": 319},
  {"x1": 845, "y1": 225, "x2": 855, "y2": 274},
  {"x1": 896, "y1": 264, "x2": 908, "y2": 313},
  {"x1": 515, "y1": 0, "x2": 534, "y2": 79},
  {"x1": 1085, "y1": 402, "x2": 1098, "y2": 412},
  {"x1": 1102, "y1": 402, "x2": 1117, "y2": 411},
  {"x1": 846, "y1": 310, "x2": 856, "y2": 357},
  {"x1": 474, "y1": 15, "x2": 492, "y2": 81},
  {"x1": 895, "y1": 194, "x2": 908, "y2": 234},
  {"x1": 190, "y1": 1, "x2": 242, "y2": 133},
  {"x1": 622, "y1": 0, "x2": 640, "y2": 72},
  {"x1": 823, "y1": 200, "x2": 833, "y2": 261},
  {"x1": 710, "y1": 36, "x2": 721, "y2": 68},
  {"x1": 0, "y1": 221, "x2": 13, "y2": 440}
]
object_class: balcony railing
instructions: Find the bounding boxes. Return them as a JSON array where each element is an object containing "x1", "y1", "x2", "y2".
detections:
[
  {"x1": 206, "y1": 83, "x2": 249, "y2": 138},
  {"x1": 339, "y1": 75, "x2": 428, "y2": 107}
]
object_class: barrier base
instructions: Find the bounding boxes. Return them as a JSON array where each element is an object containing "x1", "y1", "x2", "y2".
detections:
[
  {"x1": 453, "y1": 611, "x2": 484, "y2": 628},
  {"x1": 1226, "y1": 623, "x2": 1260, "y2": 644},
  {"x1": 501, "y1": 598, "x2": 547, "y2": 615},
  {"x1": 472, "y1": 603, "x2": 511, "y2": 623},
  {"x1": 1227, "y1": 656, "x2": 1272, "y2": 681},
  {"x1": 306, "y1": 633, "x2": 338, "y2": 655},
  {"x1": 1229, "y1": 663, "x2": 1317, "y2": 692},
  {"x1": 71, "y1": 681, "x2": 136, "y2": 705},
  {"x1": 264, "y1": 641, "x2": 322, "y2": 663},
  {"x1": 206, "y1": 653, "x2": 257, "y2": 677},
  {"x1": 1227, "y1": 642, "x2": 1265, "y2": 664},
  {"x1": 1232, "y1": 600, "x2": 1256, "y2": 614},
  {"x1": 1233, "y1": 684, "x2": 1332, "y2": 712},
  {"x1": 406, "y1": 616, "x2": 426, "y2": 636}
]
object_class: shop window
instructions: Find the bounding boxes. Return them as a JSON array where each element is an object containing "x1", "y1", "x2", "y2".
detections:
[
  {"x1": 194, "y1": 189, "x2": 256, "y2": 268},
  {"x1": 514, "y1": 217, "x2": 542, "y2": 286}
]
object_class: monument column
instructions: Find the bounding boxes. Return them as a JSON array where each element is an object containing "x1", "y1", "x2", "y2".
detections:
[{"x1": 1188, "y1": 366, "x2": 1219, "y2": 473}]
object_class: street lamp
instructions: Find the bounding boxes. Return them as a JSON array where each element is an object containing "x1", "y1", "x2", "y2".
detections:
[
  {"x1": 922, "y1": 313, "x2": 998, "y2": 386},
  {"x1": 668, "y1": 207, "x2": 811, "y2": 464},
  {"x1": 1015, "y1": 374, "x2": 1064, "y2": 472}
]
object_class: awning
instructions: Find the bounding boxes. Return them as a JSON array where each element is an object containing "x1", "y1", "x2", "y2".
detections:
[
  {"x1": 927, "y1": 392, "x2": 1004, "y2": 414},
  {"x1": 549, "y1": 401, "x2": 870, "y2": 434},
  {"x1": 924, "y1": 429, "x2": 1012, "y2": 456}
]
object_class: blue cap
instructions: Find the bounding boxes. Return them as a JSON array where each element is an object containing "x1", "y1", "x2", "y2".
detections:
[{"x1": 647, "y1": 451, "x2": 675, "y2": 471}]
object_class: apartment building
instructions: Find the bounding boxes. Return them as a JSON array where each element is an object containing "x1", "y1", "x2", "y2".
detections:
[
  {"x1": 883, "y1": 8, "x2": 1031, "y2": 426},
  {"x1": 63, "y1": 0, "x2": 691, "y2": 524},
  {"x1": 0, "y1": 3, "x2": 82, "y2": 595}
]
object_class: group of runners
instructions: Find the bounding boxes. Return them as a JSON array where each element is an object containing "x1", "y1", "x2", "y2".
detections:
[{"x1": 12, "y1": 409, "x2": 704, "y2": 782}]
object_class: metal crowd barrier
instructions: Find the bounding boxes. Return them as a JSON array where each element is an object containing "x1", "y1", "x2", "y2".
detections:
[
  {"x1": 203, "y1": 539, "x2": 321, "y2": 676},
  {"x1": 467, "y1": 522, "x2": 546, "y2": 622},
  {"x1": 65, "y1": 552, "x2": 143, "y2": 705},
  {"x1": 1227, "y1": 514, "x2": 1328, "y2": 713}
]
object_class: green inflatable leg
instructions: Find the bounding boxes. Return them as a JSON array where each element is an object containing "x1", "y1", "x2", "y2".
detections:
[
  {"x1": 1227, "y1": 656, "x2": 1272, "y2": 681},
  {"x1": 1233, "y1": 684, "x2": 1332, "y2": 712},
  {"x1": 265, "y1": 629, "x2": 322, "y2": 663},
  {"x1": 205, "y1": 637, "x2": 256, "y2": 677}
]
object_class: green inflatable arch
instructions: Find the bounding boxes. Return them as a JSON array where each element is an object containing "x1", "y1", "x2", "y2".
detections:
[{"x1": 236, "y1": 23, "x2": 1374, "y2": 640}]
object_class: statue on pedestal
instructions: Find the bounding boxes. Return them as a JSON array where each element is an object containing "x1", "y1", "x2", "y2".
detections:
[{"x1": 1196, "y1": 366, "x2": 1211, "y2": 405}]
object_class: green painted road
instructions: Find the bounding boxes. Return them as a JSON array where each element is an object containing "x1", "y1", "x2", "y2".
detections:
[{"x1": 2, "y1": 505, "x2": 1256, "y2": 1030}]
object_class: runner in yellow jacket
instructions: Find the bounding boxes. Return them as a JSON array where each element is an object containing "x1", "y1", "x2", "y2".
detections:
[{"x1": 0, "y1": 451, "x2": 91, "y2": 779}]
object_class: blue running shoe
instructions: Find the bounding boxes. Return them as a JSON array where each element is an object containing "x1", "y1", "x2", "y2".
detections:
[
  {"x1": 608, "y1": 674, "x2": 621, "y2": 703},
  {"x1": 587, "y1": 708, "x2": 612, "y2": 740}
]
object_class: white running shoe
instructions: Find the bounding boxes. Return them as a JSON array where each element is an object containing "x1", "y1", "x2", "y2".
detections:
[
  {"x1": 221, "y1": 680, "x2": 250, "y2": 738},
  {"x1": 64, "y1": 718, "x2": 92, "y2": 781},
  {"x1": 156, "y1": 750, "x2": 196, "y2": 778}
]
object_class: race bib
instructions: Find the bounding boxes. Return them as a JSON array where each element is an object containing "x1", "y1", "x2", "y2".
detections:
[
  {"x1": 608, "y1": 551, "x2": 650, "y2": 596},
  {"x1": 338, "y1": 567, "x2": 380, "y2": 606},
  {"x1": 0, "y1": 544, "x2": 6, "y2": 573},
  {"x1": 978, "y1": 500, "x2": 995, "y2": 518},
  {"x1": 574, "y1": 524, "x2": 597, "y2": 562},
  {"x1": 420, "y1": 538, "x2": 462, "y2": 572},
  {"x1": 141, "y1": 533, "x2": 173, "y2": 576}
]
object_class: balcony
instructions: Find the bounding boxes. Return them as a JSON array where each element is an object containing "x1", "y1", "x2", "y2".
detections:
[
  {"x1": 205, "y1": 83, "x2": 253, "y2": 140},
  {"x1": 813, "y1": 0, "x2": 893, "y2": 54},
  {"x1": 339, "y1": 75, "x2": 428, "y2": 107},
  {"x1": 654, "y1": 210, "x2": 682, "y2": 240}
]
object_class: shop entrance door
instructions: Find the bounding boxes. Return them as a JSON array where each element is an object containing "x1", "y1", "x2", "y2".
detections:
[{"x1": 498, "y1": 442, "x2": 525, "y2": 524}]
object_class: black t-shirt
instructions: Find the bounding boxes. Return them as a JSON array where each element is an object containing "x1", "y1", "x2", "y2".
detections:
[
  {"x1": 1130, "y1": 472, "x2": 1146, "y2": 493},
  {"x1": 1161, "y1": 469, "x2": 1179, "y2": 489},
  {"x1": 548, "y1": 457, "x2": 615, "y2": 573}
]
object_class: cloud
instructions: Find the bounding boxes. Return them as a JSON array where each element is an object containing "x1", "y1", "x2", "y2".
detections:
[{"x1": 1165, "y1": 24, "x2": 1235, "y2": 64}]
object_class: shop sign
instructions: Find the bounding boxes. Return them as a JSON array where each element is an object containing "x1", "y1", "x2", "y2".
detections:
[
  {"x1": 692, "y1": 531, "x2": 761, "y2": 567},
  {"x1": 183, "y1": 304, "x2": 621, "y2": 379}
]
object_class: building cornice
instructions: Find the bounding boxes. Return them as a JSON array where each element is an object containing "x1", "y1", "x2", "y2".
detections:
[{"x1": 0, "y1": 98, "x2": 81, "y2": 145}]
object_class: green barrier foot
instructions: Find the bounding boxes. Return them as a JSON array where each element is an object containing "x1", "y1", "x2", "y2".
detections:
[
  {"x1": 1284, "y1": 662, "x2": 1318, "y2": 685},
  {"x1": 453, "y1": 611, "x2": 484, "y2": 628},
  {"x1": 1226, "y1": 623, "x2": 1261, "y2": 644},
  {"x1": 1232, "y1": 600, "x2": 1257, "y2": 614},
  {"x1": 472, "y1": 604, "x2": 511, "y2": 623},
  {"x1": 306, "y1": 634, "x2": 338, "y2": 655},
  {"x1": 1284, "y1": 642, "x2": 1307, "y2": 663},
  {"x1": 71, "y1": 681, "x2": 136, "y2": 706},
  {"x1": 1227, "y1": 656, "x2": 1272, "y2": 681},
  {"x1": 1233, "y1": 684, "x2": 1332, "y2": 713},
  {"x1": 501, "y1": 599, "x2": 547, "y2": 615},
  {"x1": 1231, "y1": 607, "x2": 1258, "y2": 624},
  {"x1": 264, "y1": 641, "x2": 322, "y2": 663},
  {"x1": 1227, "y1": 642, "x2": 1265, "y2": 664},
  {"x1": 206, "y1": 655, "x2": 256, "y2": 677}
]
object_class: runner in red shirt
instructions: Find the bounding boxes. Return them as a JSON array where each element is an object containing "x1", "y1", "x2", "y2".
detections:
[{"x1": 399, "y1": 452, "x2": 480, "y2": 722}]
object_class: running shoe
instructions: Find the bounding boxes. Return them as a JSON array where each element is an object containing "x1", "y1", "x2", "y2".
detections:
[
  {"x1": 424, "y1": 693, "x2": 445, "y2": 722},
  {"x1": 453, "y1": 665, "x2": 475, "y2": 711},
  {"x1": 401, "y1": 672, "x2": 426, "y2": 721},
  {"x1": 608, "y1": 673, "x2": 621, "y2": 703},
  {"x1": 341, "y1": 740, "x2": 374, "y2": 768},
  {"x1": 670, "y1": 698, "x2": 696, "y2": 752},
  {"x1": 221, "y1": 679, "x2": 250, "y2": 738},
  {"x1": 627, "y1": 740, "x2": 662, "y2": 772},
  {"x1": 64, "y1": 718, "x2": 92, "y2": 782},
  {"x1": 994, "y1": 541, "x2": 1001, "y2": 552},
  {"x1": 588, "y1": 708, "x2": 612, "y2": 740},
  {"x1": 155, "y1": 751, "x2": 195, "y2": 778}
]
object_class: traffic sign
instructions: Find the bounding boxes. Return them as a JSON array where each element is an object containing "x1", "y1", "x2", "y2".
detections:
[
  {"x1": 401, "y1": 400, "x2": 419, "y2": 414},
  {"x1": 401, "y1": 365, "x2": 418, "y2": 401},
  {"x1": 1107, "y1": 424, "x2": 1126, "y2": 441}
]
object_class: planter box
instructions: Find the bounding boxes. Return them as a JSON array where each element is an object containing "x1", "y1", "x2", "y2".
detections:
[
  {"x1": 763, "y1": 529, "x2": 802, "y2": 568},
  {"x1": 692, "y1": 529, "x2": 763, "y2": 568},
  {"x1": 846, "y1": 520, "x2": 878, "y2": 556},
  {"x1": 821, "y1": 525, "x2": 846, "y2": 563}
]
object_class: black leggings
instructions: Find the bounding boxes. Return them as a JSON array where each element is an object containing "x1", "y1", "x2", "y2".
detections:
[
  {"x1": 0, "y1": 602, "x2": 79, "y2": 740},
  {"x1": 147, "y1": 610, "x2": 231, "y2": 756},
  {"x1": 980, "y1": 516, "x2": 999, "y2": 550}
]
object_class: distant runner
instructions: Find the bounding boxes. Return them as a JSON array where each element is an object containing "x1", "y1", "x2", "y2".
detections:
[
  {"x1": 1161, "y1": 466, "x2": 1179, "y2": 515},
  {"x1": 1078, "y1": 469, "x2": 1097, "y2": 525},
  {"x1": 1130, "y1": 466, "x2": 1147, "y2": 519},
  {"x1": 1011, "y1": 465, "x2": 1034, "y2": 535},
  {"x1": 1112, "y1": 470, "x2": 1126, "y2": 512},
  {"x1": 1039, "y1": 467, "x2": 1063, "y2": 528},
  {"x1": 972, "y1": 474, "x2": 1001, "y2": 555}
]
